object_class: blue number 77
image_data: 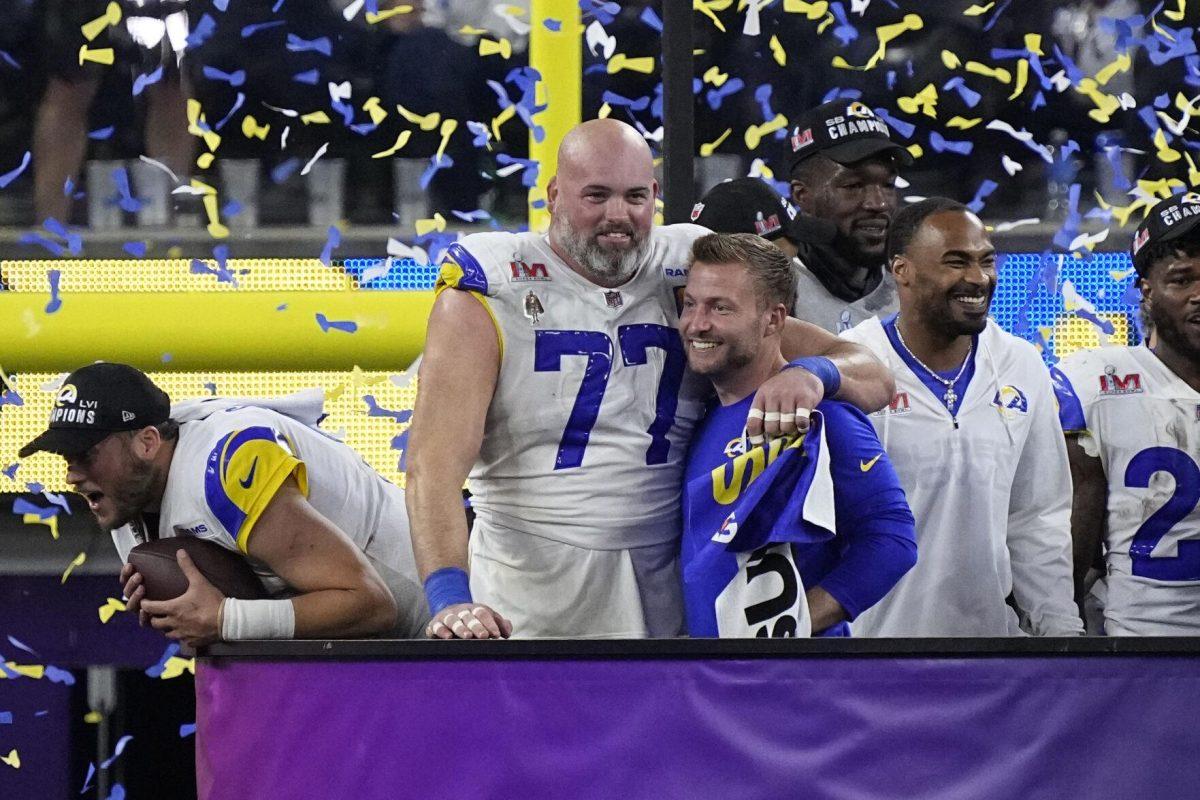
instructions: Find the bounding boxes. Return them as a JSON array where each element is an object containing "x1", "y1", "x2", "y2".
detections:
[{"x1": 534, "y1": 325, "x2": 685, "y2": 470}]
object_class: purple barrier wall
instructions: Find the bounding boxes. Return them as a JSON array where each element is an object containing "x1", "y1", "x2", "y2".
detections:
[{"x1": 196, "y1": 651, "x2": 1200, "y2": 799}]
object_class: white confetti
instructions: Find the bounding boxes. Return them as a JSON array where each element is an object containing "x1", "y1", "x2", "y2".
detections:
[
  {"x1": 992, "y1": 217, "x2": 1040, "y2": 232},
  {"x1": 342, "y1": 0, "x2": 364, "y2": 21},
  {"x1": 328, "y1": 81, "x2": 352, "y2": 104},
  {"x1": 300, "y1": 142, "x2": 329, "y2": 176},
  {"x1": 985, "y1": 120, "x2": 1053, "y2": 163},
  {"x1": 386, "y1": 237, "x2": 430, "y2": 262},
  {"x1": 850, "y1": 0, "x2": 872, "y2": 13},
  {"x1": 1067, "y1": 229, "x2": 1110, "y2": 252},
  {"x1": 1001, "y1": 154, "x2": 1023, "y2": 176},
  {"x1": 585, "y1": 20, "x2": 616, "y2": 60},
  {"x1": 743, "y1": 0, "x2": 761, "y2": 36},
  {"x1": 138, "y1": 155, "x2": 180, "y2": 184},
  {"x1": 262, "y1": 102, "x2": 299, "y2": 118},
  {"x1": 281, "y1": 125, "x2": 291, "y2": 150}
]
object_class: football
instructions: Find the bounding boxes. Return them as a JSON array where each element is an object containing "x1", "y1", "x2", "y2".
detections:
[{"x1": 127, "y1": 537, "x2": 268, "y2": 602}]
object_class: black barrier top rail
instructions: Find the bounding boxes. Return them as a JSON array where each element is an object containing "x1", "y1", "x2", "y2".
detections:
[{"x1": 202, "y1": 637, "x2": 1200, "y2": 661}]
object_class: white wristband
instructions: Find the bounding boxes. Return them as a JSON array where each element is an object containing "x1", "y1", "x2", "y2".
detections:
[{"x1": 221, "y1": 598, "x2": 296, "y2": 640}]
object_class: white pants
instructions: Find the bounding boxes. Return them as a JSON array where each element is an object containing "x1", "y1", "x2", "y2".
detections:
[{"x1": 468, "y1": 517, "x2": 684, "y2": 639}]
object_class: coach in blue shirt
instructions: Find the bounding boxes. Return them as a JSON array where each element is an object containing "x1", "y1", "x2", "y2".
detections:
[{"x1": 679, "y1": 233, "x2": 917, "y2": 637}]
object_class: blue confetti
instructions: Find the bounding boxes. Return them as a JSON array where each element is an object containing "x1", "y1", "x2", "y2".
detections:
[
  {"x1": 123, "y1": 240, "x2": 148, "y2": 258},
  {"x1": 967, "y1": 180, "x2": 999, "y2": 214},
  {"x1": 1153, "y1": 93, "x2": 1171, "y2": 109},
  {"x1": 942, "y1": 77, "x2": 981, "y2": 109},
  {"x1": 639, "y1": 6, "x2": 663, "y2": 32},
  {"x1": 419, "y1": 154, "x2": 454, "y2": 190},
  {"x1": 872, "y1": 107, "x2": 915, "y2": 139},
  {"x1": 1145, "y1": 23, "x2": 1197, "y2": 67},
  {"x1": 242, "y1": 20, "x2": 287, "y2": 38},
  {"x1": 2, "y1": 464, "x2": 18, "y2": 480},
  {"x1": 145, "y1": 643, "x2": 181, "y2": 678},
  {"x1": 543, "y1": 18, "x2": 562, "y2": 32},
  {"x1": 6, "y1": 636, "x2": 37, "y2": 657},
  {"x1": 1030, "y1": 91, "x2": 1047, "y2": 111},
  {"x1": 0, "y1": 151, "x2": 31, "y2": 188},
  {"x1": 0, "y1": 712, "x2": 11, "y2": 724},
  {"x1": 100, "y1": 734, "x2": 134, "y2": 769},
  {"x1": 273, "y1": 0, "x2": 286, "y2": 11},
  {"x1": 202, "y1": 66, "x2": 245, "y2": 88},
  {"x1": 315, "y1": 313, "x2": 357, "y2": 334},
  {"x1": 17, "y1": 232, "x2": 64, "y2": 257},
  {"x1": 1052, "y1": 44, "x2": 1084, "y2": 85},
  {"x1": 45, "y1": 270, "x2": 63, "y2": 314},
  {"x1": 754, "y1": 84, "x2": 776, "y2": 122},
  {"x1": 392, "y1": 430, "x2": 409, "y2": 471},
  {"x1": 44, "y1": 218, "x2": 83, "y2": 255},
  {"x1": 981, "y1": 0, "x2": 1012, "y2": 33},
  {"x1": 214, "y1": 92, "x2": 246, "y2": 131},
  {"x1": 286, "y1": 34, "x2": 332, "y2": 56},
  {"x1": 1, "y1": 388, "x2": 24, "y2": 408},
  {"x1": 364, "y1": 396, "x2": 412, "y2": 423},
  {"x1": 829, "y1": 2, "x2": 859, "y2": 47},
  {"x1": 293, "y1": 69, "x2": 319, "y2": 85},
  {"x1": 705, "y1": 78, "x2": 744, "y2": 111},
  {"x1": 0, "y1": 50, "x2": 20, "y2": 69},
  {"x1": 87, "y1": 126, "x2": 116, "y2": 141},
  {"x1": 81, "y1": 762, "x2": 97, "y2": 793},
  {"x1": 105, "y1": 785, "x2": 126, "y2": 800},
  {"x1": 179, "y1": 723, "x2": 197, "y2": 738},
  {"x1": 132, "y1": 65, "x2": 164, "y2": 97},
  {"x1": 821, "y1": 87, "x2": 862, "y2": 104},
  {"x1": 111, "y1": 167, "x2": 144, "y2": 213},
  {"x1": 601, "y1": 90, "x2": 651, "y2": 112},
  {"x1": 214, "y1": 0, "x2": 229, "y2": 9},
  {"x1": 190, "y1": 258, "x2": 236, "y2": 285},
  {"x1": 222, "y1": 199, "x2": 242, "y2": 218},
  {"x1": 14, "y1": 498, "x2": 57, "y2": 519},
  {"x1": 451, "y1": 209, "x2": 491, "y2": 222},
  {"x1": 44, "y1": 665, "x2": 75, "y2": 685},
  {"x1": 929, "y1": 131, "x2": 973, "y2": 156},
  {"x1": 186, "y1": 14, "x2": 217, "y2": 49},
  {"x1": 42, "y1": 491, "x2": 72, "y2": 515},
  {"x1": 319, "y1": 225, "x2": 341, "y2": 267},
  {"x1": 276, "y1": 303, "x2": 288, "y2": 311},
  {"x1": 270, "y1": 158, "x2": 301, "y2": 184},
  {"x1": 1075, "y1": 307, "x2": 1117, "y2": 335}
]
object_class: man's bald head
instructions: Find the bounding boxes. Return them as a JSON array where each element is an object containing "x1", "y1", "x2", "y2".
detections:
[{"x1": 547, "y1": 119, "x2": 658, "y2": 288}]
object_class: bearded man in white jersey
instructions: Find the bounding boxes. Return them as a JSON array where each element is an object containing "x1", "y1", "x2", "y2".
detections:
[
  {"x1": 844, "y1": 198, "x2": 1082, "y2": 637},
  {"x1": 407, "y1": 118, "x2": 896, "y2": 639},
  {"x1": 1055, "y1": 192, "x2": 1200, "y2": 635}
]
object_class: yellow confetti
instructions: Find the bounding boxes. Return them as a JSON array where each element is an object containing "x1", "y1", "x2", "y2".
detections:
[
  {"x1": 396, "y1": 105, "x2": 441, "y2": 131},
  {"x1": 457, "y1": 24, "x2": 490, "y2": 35},
  {"x1": 22, "y1": 512, "x2": 59, "y2": 540},
  {"x1": 491, "y1": 104, "x2": 516, "y2": 141},
  {"x1": 965, "y1": 61, "x2": 1011, "y2": 84},
  {"x1": 1184, "y1": 152, "x2": 1200, "y2": 188},
  {"x1": 1154, "y1": 128, "x2": 1182, "y2": 164},
  {"x1": 782, "y1": 0, "x2": 829, "y2": 20},
  {"x1": 963, "y1": 2, "x2": 993, "y2": 15},
  {"x1": 186, "y1": 100, "x2": 221, "y2": 151},
  {"x1": 415, "y1": 213, "x2": 448, "y2": 236},
  {"x1": 607, "y1": 53, "x2": 656, "y2": 74},
  {"x1": 947, "y1": 116, "x2": 982, "y2": 129},
  {"x1": 832, "y1": 14, "x2": 923, "y2": 71},
  {"x1": 362, "y1": 97, "x2": 388, "y2": 125},
  {"x1": 84, "y1": 711, "x2": 103, "y2": 724},
  {"x1": 1, "y1": 663, "x2": 45, "y2": 679},
  {"x1": 598, "y1": 102, "x2": 612, "y2": 119},
  {"x1": 434, "y1": 119, "x2": 458, "y2": 163},
  {"x1": 479, "y1": 38, "x2": 513, "y2": 59},
  {"x1": 196, "y1": 152, "x2": 215, "y2": 169},
  {"x1": 700, "y1": 128, "x2": 733, "y2": 157},
  {"x1": 1008, "y1": 58, "x2": 1029, "y2": 100},
  {"x1": 1165, "y1": 0, "x2": 1187, "y2": 21},
  {"x1": 769, "y1": 35, "x2": 786, "y2": 66},
  {"x1": 60, "y1": 551, "x2": 86, "y2": 584},
  {"x1": 694, "y1": 0, "x2": 727, "y2": 32},
  {"x1": 77, "y1": 45, "x2": 115, "y2": 66},
  {"x1": 81, "y1": 2, "x2": 122, "y2": 41},
  {"x1": 241, "y1": 115, "x2": 270, "y2": 140},
  {"x1": 98, "y1": 597, "x2": 127, "y2": 623},
  {"x1": 301, "y1": 111, "x2": 332, "y2": 125},
  {"x1": 203, "y1": 194, "x2": 230, "y2": 239},
  {"x1": 324, "y1": 383, "x2": 346, "y2": 402},
  {"x1": 1095, "y1": 52, "x2": 1132, "y2": 86},
  {"x1": 897, "y1": 83, "x2": 938, "y2": 118},
  {"x1": 702, "y1": 66, "x2": 729, "y2": 87},
  {"x1": 941, "y1": 50, "x2": 961, "y2": 70},
  {"x1": 744, "y1": 113, "x2": 788, "y2": 150},
  {"x1": 190, "y1": 178, "x2": 217, "y2": 196},
  {"x1": 1024, "y1": 33, "x2": 1044, "y2": 56},
  {"x1": 160, "y1": 657, "x2": 195, "y2": 680},
  {"x1": 1075, "y1": 78, "x2": 1120, "y2": 123},
  {"x1": 907, "y1": 143, "x2": 924, "y2": 160},
  {"x1": 365, "y1": 5, "x2": 412, "y2": 23},
  {"x1": 1, "y1": 750, "x2": 18, "y2": 769}
]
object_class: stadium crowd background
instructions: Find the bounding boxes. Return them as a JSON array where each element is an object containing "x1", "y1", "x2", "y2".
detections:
[{"x1": 0, "y1": 0, "x2": 1198, "y2": 796}]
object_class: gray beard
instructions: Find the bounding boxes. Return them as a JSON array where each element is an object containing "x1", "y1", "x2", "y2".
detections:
[{"x1": 552, "y1": 218, "x2": 647, "y2": 285}]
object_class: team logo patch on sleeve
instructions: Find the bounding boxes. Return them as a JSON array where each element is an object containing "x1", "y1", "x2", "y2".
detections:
[
  {"x1": 992, "y1": 385, "x2": 1029, "y2": 418},
  {"x1": 204, "y1": 426, "x2": 305, "y2": 550},
  {"x1": 436, "y1": 243, "x2": 490, "y2": 294}
]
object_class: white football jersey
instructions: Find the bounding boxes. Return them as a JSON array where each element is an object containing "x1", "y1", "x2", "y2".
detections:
[
  {"x1": 843, "y1": 317, "x2": 1082, "y2": 637},
  {"x1": 440, "y1": 226, "x2": 711, "y2": 550},
  {"x1": 111, "y1": 402, "x2": 419, "y2": 598},
  {"x1": 1056, "y1": 345, "x2": 1200, "y2": 635}
]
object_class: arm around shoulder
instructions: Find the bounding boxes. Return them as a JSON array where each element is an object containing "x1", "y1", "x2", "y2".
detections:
[{"x1": 780, "y1": 318, "x2": 894, "y2": 412}]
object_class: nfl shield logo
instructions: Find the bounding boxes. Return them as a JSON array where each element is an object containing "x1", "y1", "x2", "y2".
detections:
[{"x1": 605, "y1": 291, "x2": 623, "y2": 309}]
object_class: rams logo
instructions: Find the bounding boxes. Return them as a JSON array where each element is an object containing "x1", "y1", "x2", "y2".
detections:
[
  {"x1": 846, "y1": 101, "x2": 875, "y2": 119},
  {"x1": 1181, "y1": 192, "x2": 1200, "y2": 206},
  {"x1": 56, "y1": 383, "x2": 78, "y2": 406},
  {"x1": 724, "y1": 436, "x2": 747, "y2": 459},
  {"x1": 993, "y1": 385, "x2": 1029, "y2": 418}
]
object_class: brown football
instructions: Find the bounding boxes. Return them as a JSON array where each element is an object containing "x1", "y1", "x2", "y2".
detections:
[{"x1": 127, "y1": 537, "x2": 268, "y2": 601}]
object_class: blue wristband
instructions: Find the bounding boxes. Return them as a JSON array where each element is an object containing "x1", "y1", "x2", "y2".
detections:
[
  {"x1": 784, "y1": 356, "x2": 842, "y2": 398},
  {"x1": 424, "y1": 567, "x2": 472, "y2": 615}
]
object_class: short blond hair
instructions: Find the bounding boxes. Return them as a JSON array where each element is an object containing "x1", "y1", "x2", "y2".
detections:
[{"x1": 689, "y1": 232, "x2": 795, "y2": 309}]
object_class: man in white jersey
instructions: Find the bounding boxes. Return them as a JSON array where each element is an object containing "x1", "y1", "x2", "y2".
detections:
[
  {"x1": 19, "y1": 362, "x2": 428, "y2": 647},
  {"x1": 1054, "y1": 192, "x2": 1200, "y2": 635},
  {"x1": 407, "y1": 118, "x2": 897, "y2": 640},
  {"x1": 844, "y1": 198, "x2": 1083, "y2": 636}
]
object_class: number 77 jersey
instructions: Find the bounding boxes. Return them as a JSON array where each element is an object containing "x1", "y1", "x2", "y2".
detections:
[
  {"x1": 1054, "y1": 344, "x2": 1200, "y2": 634},
  {"x1": 437, "y1": 226, "x2": 712, "y2": 551}
]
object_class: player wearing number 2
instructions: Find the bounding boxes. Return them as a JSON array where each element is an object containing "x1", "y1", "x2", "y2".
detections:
[
  {"x1": 407, "y1": 119, "x2": 896, "y2": 639},
  {"x1": 679, "y1": 233, "x2": 916, "y2": 637},
  {"x1": 1055, "y1": 192, "x2": 1200, "y2": 635},
  {"x1": 844, "y1": 198, "x2": 1082, "y2": 636}
]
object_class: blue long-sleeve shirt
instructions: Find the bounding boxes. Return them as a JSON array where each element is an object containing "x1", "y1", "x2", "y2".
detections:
[{"x1": 681, "y1": 396, "x2": 917, "y2": 637}]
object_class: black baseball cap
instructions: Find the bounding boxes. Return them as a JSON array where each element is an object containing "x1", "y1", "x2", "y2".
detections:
[
  {"x1": 1131, "y1": 191, "x2": 1200, "y2": 276},
  {"x1": 19, "y1": 363, "x2": 171, "y2": 458},
  {"x1": 692, "y1": 178, "x2": 799, "y2": 241},
  {"x1": 788, "y1": 99, "x2": 914, "y2": 173}
]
